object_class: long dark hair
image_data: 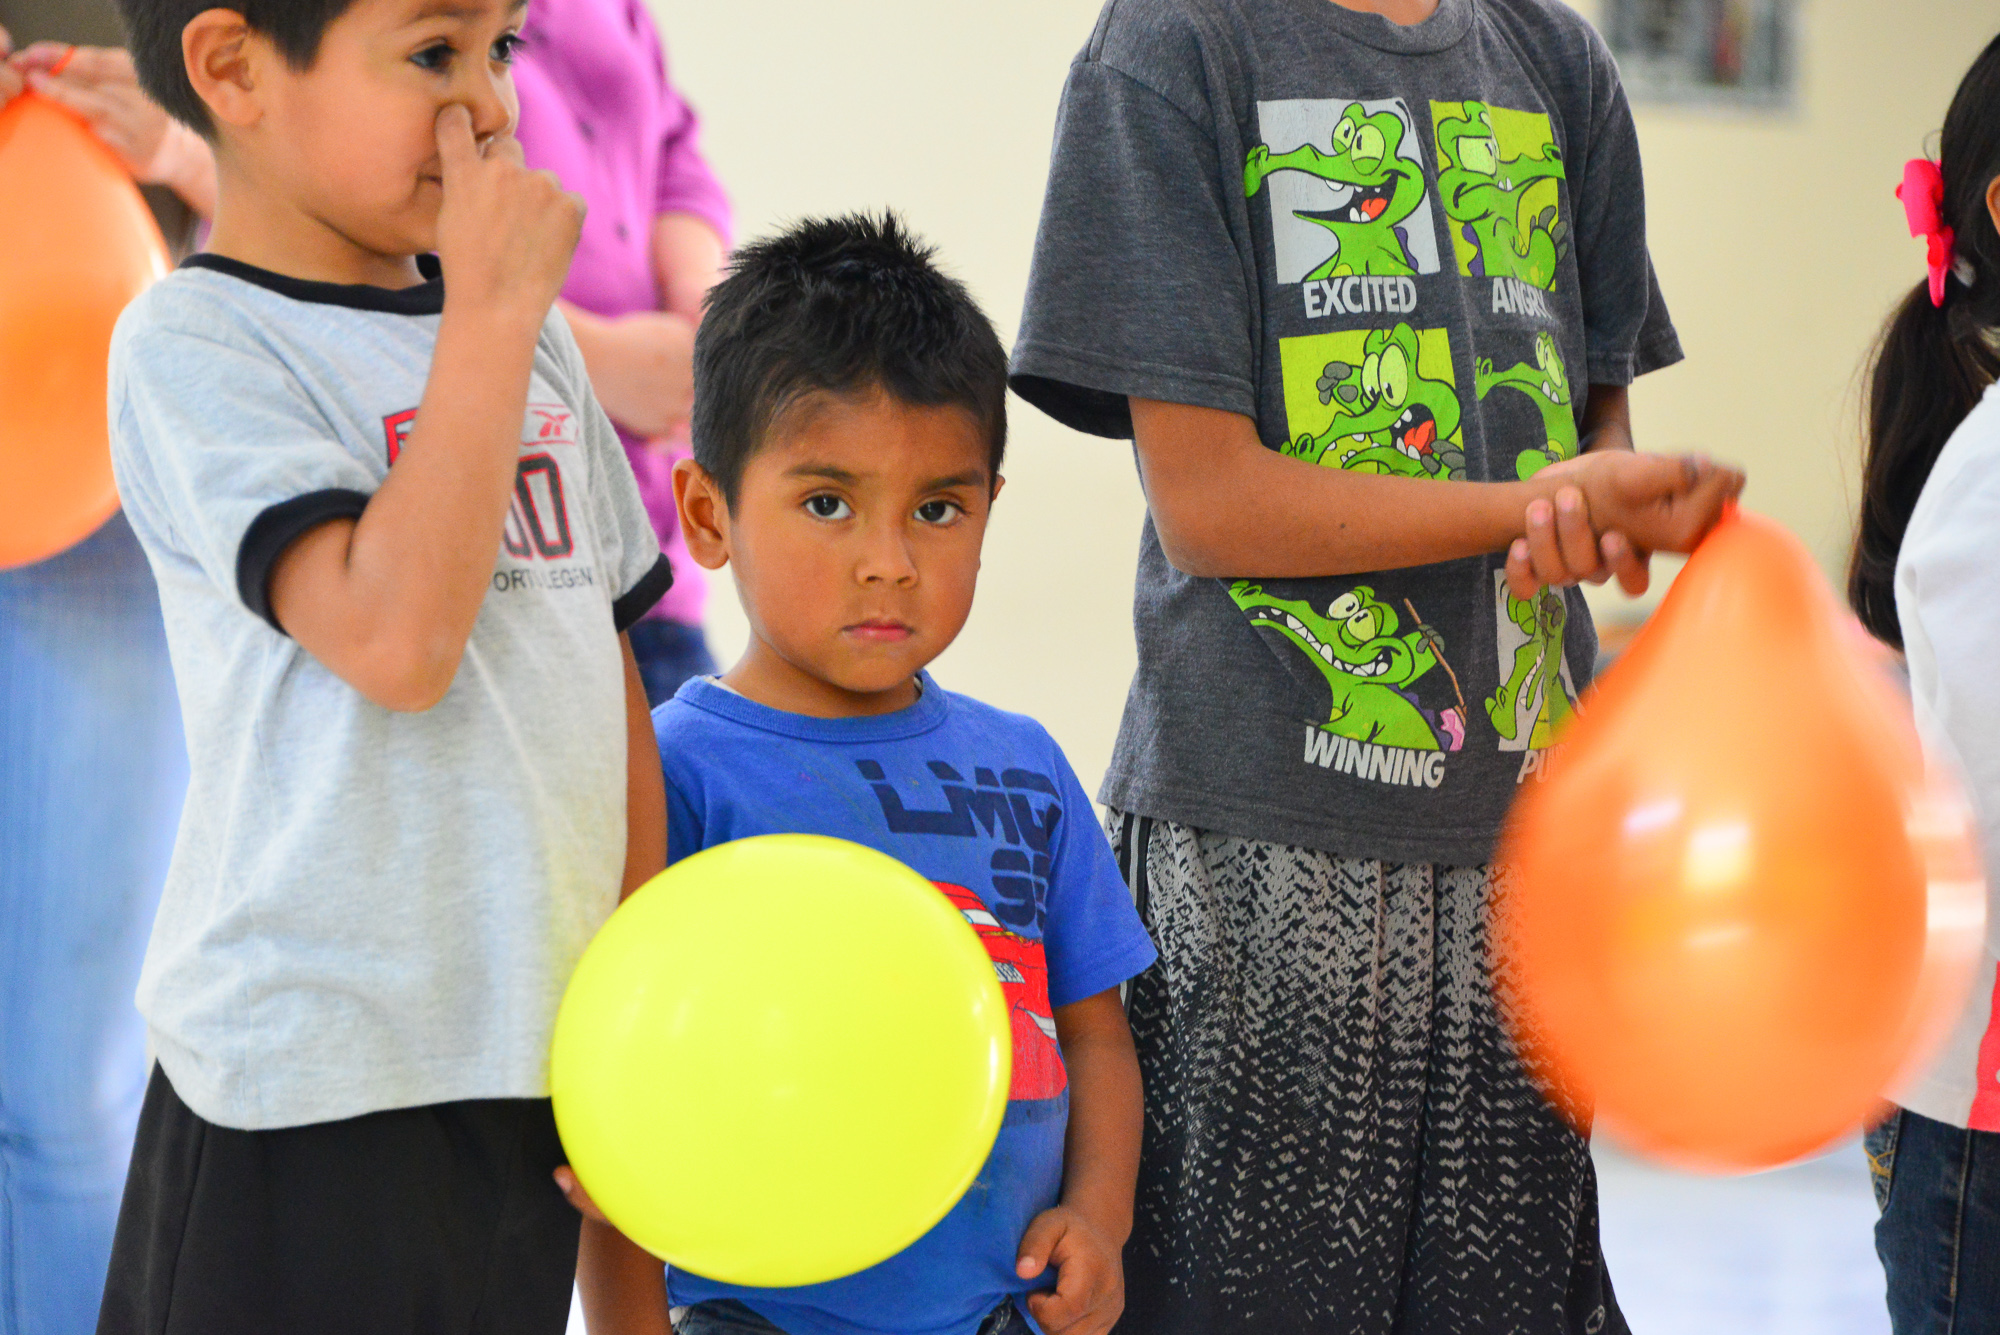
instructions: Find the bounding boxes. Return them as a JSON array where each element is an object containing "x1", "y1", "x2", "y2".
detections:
[{"x1": 1850, "y1": 33, "x2": 2000, "y2": 647}]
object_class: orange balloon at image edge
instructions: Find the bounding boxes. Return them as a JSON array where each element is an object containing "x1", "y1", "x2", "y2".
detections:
[
  {"x1": 1496, "y1": 507, "x2": 1986, "y2": 1172},
  {"x1": 0, "y1": 94, "x2": 167, "y2": 569}
]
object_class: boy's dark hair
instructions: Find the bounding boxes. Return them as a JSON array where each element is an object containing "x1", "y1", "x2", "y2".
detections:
[
  {"x1": 118, "y1": 0, "x2": 360, "y2": 133},
  {"x1": 692, "y1": 212, "x2": 1008, "y2": 507},
  {"x1": 1849, "y1": 32, "x2": 2000, "y2": 646}
]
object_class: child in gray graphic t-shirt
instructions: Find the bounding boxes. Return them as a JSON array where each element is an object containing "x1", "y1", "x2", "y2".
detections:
[
  {"x1": 1012, "y1": 1, "x2": 1744, "y2": 1333},
  {"x1": 95, "y1": 0, "x2": 669, "y2": 1329}
]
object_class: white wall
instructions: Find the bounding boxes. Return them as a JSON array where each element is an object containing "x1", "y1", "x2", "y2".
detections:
[{"x1": 652, "y1": 0, "x2": 1140, "y2": 792}]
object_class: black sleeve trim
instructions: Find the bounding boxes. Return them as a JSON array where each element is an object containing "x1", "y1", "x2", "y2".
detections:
[
  {"x1": 612, "y1": 554, "x2": 676, "y2": 633},
  {"x1": 236, "y1": 489, "x2": 373, "y2": 634}
]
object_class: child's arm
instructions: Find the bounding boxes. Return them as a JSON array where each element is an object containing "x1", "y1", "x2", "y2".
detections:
[
  {"x1": 621, "y1": 634, "x2": 668, "y2": 901},
  {"x1": 554, "y1": 213, "x2": 725, "y2": 441},
  {"x1": 1129, "y1": 398, "x2": 1742, "y2": 601},
  {"x1": 268, "y1": 107, "x2": 583, "y2": 711},
  {"x1": 557, "y1": 638, "x2": 673, "y2": 1334},
  {"x1": 1015, "y1": 989, "x2": 1142, "y2": 1335},
  {"x1": 1507, "y1": 383, "x2": 1653, "y2": 597}
]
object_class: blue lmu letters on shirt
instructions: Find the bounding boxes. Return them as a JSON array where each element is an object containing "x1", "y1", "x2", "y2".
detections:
[{"x1": 853, "y1": 760, "x2": 1061, "y2": 939}]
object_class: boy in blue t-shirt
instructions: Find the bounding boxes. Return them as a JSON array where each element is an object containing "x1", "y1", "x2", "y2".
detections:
[{"x1": 555, "y1": 214, "x2": 1157, "y2": 1335}]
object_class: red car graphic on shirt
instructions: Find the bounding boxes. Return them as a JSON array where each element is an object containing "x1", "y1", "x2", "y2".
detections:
[{"x1": 934, "y1": 882, "x2": 1067, "y2": 1100}]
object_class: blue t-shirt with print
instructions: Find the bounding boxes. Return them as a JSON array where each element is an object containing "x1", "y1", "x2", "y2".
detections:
[{"x1": 653, "y1": 673, "x2": 1158, "y2": 1335}]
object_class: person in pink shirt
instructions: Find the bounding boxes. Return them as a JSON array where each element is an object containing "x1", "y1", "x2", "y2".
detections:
[{"x1": 513, "y1": 0, "x2": 731, "y2": 704}]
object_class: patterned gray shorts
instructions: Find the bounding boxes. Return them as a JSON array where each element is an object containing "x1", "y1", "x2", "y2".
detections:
[{"x1": 1107, "y1": 811, "x2": 1622, "y2": 1335}]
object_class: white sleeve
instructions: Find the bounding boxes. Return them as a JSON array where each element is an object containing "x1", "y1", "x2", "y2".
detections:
[
  {"x1": 1897, "y1": 449, "x2": 2000, "y2": 934},
  {"x1": 112, "y1": 322, "x2": 379, "y2": 633}
]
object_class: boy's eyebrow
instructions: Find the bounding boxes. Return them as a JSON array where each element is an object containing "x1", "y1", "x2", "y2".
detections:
[
  {"x1": 785, "y1": 463, "x2": 862, "y2": 485},
  {"x1": 923, "y1": 470, "x2": 990, "y2": 491},
  {"x1": 783, "y1": 464, "x2": 991, "y2": 491},
  {"x1": 405, "y1": 0, "x2": 527, "y2": 21}
]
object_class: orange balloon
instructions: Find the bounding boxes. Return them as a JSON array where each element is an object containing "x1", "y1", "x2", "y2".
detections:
[
  {"x1": 1497, "y1": 507, "x2": 1986, "y2": 1171},
  {"x1": 0, "y1": 94, "x2": 167, "y2": 569}
]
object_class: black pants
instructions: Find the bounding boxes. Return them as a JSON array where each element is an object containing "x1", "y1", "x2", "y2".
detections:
[{"x1": 98, "y1": 1066, "x2": 580, "y2": 1335}]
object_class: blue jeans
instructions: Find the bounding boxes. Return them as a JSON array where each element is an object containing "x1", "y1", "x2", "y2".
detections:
[
  {"x1": 1867, "y1": 1105, "x2": 2000, "y2": 1334},
  {"x1": 675, "y1": 1299, "x2": 1033, "y2": 1335},
  {"x1": 627, "y1": 619, "x2": 718, "y2": 710},
  {"x1": 0, "y1": 515, "x2": 185, "y2": 1335}
]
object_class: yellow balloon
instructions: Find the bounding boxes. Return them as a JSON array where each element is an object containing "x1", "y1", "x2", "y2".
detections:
[{"x1": 550, "y1": 834, "x2": 1012, "y2": 1286}]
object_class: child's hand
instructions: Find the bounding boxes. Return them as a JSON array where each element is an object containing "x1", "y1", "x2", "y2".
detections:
[
  {"x1": 0, "y1": 28, "x2": 23, "y2": 109},
  {"x1": 1506, "y1": 452, "x2": 1743, "y2": 600},
  {"x1": 1015, "y1": 1204, "x2": 1124, "y2": 1335},
  {"x1": 553, "y1": 1165, "x2": 610, "y2": 1223},
  {"x1": 433, "y1": 103, "x2": 584, "y2": 330}
]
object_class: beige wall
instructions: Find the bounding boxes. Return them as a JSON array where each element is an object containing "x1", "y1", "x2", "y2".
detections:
[
  {"x1": 650, "y1": 0, "x2": 1996, "y2": 793},
  {"x1": 651, "y1": 0, "x2": 1142, "y2": 792}
]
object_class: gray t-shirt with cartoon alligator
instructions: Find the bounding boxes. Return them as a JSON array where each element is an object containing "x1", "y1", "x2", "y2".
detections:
[
  {"x1": 1012, "y1": 0, "x2": 1680, "y2": 865},
  {"x1": 110, "y1": 256, "x2": 670, "y2": 1130}
]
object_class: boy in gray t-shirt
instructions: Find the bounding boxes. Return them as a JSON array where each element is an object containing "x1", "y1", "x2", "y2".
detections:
[
  {"x1": 95, "y1": 1, "x2": 668, "y2": 1331},
  {"x1": 1013, "y1": 1, "x2": 1743, "y2": 1332}
]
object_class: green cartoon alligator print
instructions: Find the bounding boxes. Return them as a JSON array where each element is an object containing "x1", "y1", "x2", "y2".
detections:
[
  {"x1": 1476, "y1": 332, "x2": 1578, "y2": 480},
  {"x1": 1487, "y1": 577, "x2": 1578, "y2": 751},
  {"x1": 1431, "y1": 100, "x2": 1568, "y2": 290},
  {"x1": 1230, "y1": 580, "x2": 1467, "y2": 753},
  {"x1": 1245, "y1": 103, "x2": 1430, "y2": 278},
  {"x1": 1280, "y1": 324, "x2": 1466, "y2": 478}
]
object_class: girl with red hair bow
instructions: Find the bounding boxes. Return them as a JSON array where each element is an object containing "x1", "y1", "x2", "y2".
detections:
[{"x1": 1850, "y1": 29, "x2": 2000, "y2": 1335}]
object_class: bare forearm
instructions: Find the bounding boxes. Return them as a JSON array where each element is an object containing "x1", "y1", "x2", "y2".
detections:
[
  {"x1": 622, "y1": 637, "x2": 668, "y2": 900},
  {"x1": 1133, "y1": 399, "x2": 1567, "y2": 578},
  {"x1": 652, "y1": 212, "x2": 727, "y2": 324},
  {"x1": 1056, "y1": 1008, "x2": 1142, "y2": 1245},
  {"x1": 1580, "y1": 384, "x2": 1632, "y2": 453},
  {"x1": 271, "y1": 307, "x2": 538, "y2": 709},
  {"x1": 344, "y1": 310, "x2": 536, "y2": 667},
  {"x1": 577, "y1": 1219, "x2": 671, "y2": 1335},
  {"x1": 561, "y1": 300, "x2": 696, "y2": 438}
]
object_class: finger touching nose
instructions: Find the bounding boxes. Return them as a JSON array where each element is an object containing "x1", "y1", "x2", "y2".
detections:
[{"x1": 459, "y1": 66, "x2": 516, "y2": 144}]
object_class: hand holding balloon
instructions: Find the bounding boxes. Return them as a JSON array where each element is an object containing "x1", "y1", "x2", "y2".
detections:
[
  {"x1": 1505, "y1": 451, "x2": 1745, "y2": 600},
  {"x1": 10, "y1": 42, "x2": 216, "y2": 216},
  {"x1": 0, "y1": 28, "x2": 22, "y2": 109}
]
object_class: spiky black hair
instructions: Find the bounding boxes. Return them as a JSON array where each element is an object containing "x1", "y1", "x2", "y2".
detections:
[{"x1": 691, "y1": 211, "x2": 1008, "y2": 507}]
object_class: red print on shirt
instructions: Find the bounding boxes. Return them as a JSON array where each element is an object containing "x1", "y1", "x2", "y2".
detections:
[{"x1": 934, "y1": 881, "x2": 1067, "y2": 1100}]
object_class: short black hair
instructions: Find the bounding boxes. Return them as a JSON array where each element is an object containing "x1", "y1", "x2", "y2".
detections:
[
  {"x1": 691, "y1": 212, "x2": 1008, "y2": 508},
  {"x1": 118, "y1": 0, "x2": 360, "y2": 133}
]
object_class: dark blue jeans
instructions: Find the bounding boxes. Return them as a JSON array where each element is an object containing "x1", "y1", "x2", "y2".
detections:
[
  {"x1": 675, "y1": 1299, "x2": 1032, "y2": 1335},
  {"x1": 1867, "y1": 1105, "x2": 2000, "y2": 1334},
  {"x1": 627, "y1": 619, "x2": 719, "y2": 710}
]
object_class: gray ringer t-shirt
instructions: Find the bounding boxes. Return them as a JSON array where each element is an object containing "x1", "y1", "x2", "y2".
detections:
[
  {"x1": 109, "y1": 256, "x2": 671, "y2": 1130},
  {"x1": 1012, "y1": 0, "x2": 1680, "y2": 865}
]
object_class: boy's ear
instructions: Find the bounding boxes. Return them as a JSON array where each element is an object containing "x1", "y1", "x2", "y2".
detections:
[
  {"x1": 673, "y1": 457, "x2": 732, "y2": 572},
  {"x1": 184, "y1": 9, "x2": 263, "y2": 131}
]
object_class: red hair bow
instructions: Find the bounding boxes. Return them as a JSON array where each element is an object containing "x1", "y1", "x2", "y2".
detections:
[{"x1": 1898, "y1": 158, "x2": 1955, "y2": 307}]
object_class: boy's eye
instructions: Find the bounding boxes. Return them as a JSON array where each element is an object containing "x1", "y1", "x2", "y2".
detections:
[
  {"x1": 914, "y1": 500, "x2": 963, "y2": 525},
  {"x1": 804, "y1": 494, "x2": 852, "y2": 520},
  {"x1": 411, "y1": 41, "x2": 453, "y2": 71},
  {"x1": 492, "y1": 33, "x2": 525, "y2": 63}
]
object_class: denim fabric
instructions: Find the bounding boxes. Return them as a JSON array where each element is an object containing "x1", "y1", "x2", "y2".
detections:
[
  {"x1": 1869, "y1": 1105, "x2": 2000, "y2": 1334},
  {"x1": 0, "y1": 514, "x2": 186, "y2": 1335},
  {"x1": 674, "y1": 1298, "x2": 1034, "y2": 1335},
  {"x1": 628, "y1": 618, "x2": 718, "y2": 710}
]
